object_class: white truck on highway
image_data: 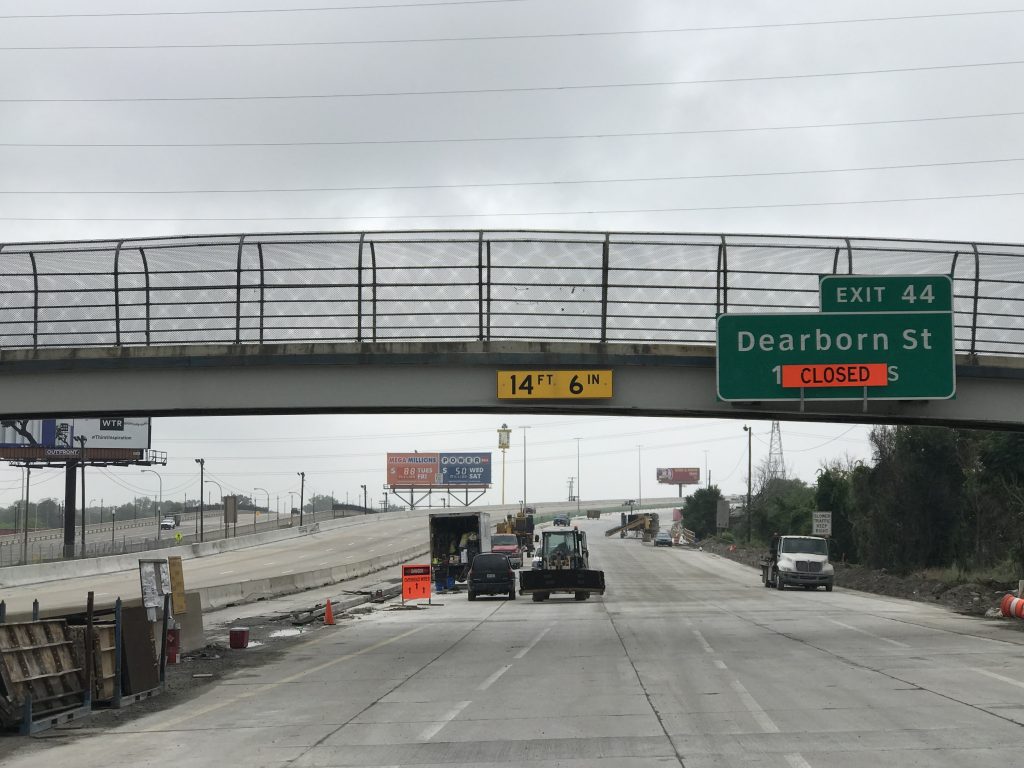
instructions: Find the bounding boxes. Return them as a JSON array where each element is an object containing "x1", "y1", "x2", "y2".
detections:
[
  {"x1": 429, "y1": 510, "x2": 491, "y2": 590},
  {"x1": 760, "y1": 535, "x2": 835, "y2": 591}
]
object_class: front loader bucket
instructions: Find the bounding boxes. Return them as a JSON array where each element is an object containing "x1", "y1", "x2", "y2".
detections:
[{"x1": 519, "y1": 568, "x2": 605, "y2": 595}]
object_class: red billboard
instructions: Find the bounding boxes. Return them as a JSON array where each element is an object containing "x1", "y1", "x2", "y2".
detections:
[
  {"x1": 387, "y1": 453, "x2": 440, "y2": 486},
  {"x1": 656, "y1": 467, "x2": 700, "y2": 485}
]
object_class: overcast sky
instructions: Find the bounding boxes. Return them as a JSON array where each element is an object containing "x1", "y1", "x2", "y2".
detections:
[{"x1": 2, "y1": 0, "x2": 1021, "y2": 511}]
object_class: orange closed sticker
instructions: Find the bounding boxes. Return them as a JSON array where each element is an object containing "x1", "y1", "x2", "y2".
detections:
[{"x1": 781, "y1": 363, "x2": 888, "y2": 388}]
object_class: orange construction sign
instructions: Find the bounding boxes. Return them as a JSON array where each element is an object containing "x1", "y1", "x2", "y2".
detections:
[
  {"x1": 781, "y1": 363, "x2": 888, "y2": 389},
  {"x1": 402, "y1": 564, "x2": 432, "y2": 602}
]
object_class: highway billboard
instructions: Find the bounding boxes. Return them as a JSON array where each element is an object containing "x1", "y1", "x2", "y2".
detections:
[
  {"x1": 387, "y1": 453, "x2": 440, "y2": 486},
  {"x1": 387, "y1": 451, "x2": 493, "y2": 487},
  {"x1": 439, "y1": 452, "x2": 492, "y2": 486},
  {"x1": 0, "y1": 417, "x2": 151, "y2": 460},
  {"x1": 656, "y1": 467, "x2": 700, "y2": 485}
]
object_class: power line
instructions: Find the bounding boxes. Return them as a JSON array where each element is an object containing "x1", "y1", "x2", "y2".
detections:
[
  {"x1": 5, "y1": 108, "x2": 1023, "y2": 148},
  {"x1": 3, "y1": 7, "x2": 1021, "y2": 42},
  {"x1": 4, "y1": 155, "x2": 1022, "y2": 195},
  {"x1": 6, "y1": 189, "x2": 1024, "y2": 222},
  {"x1": 4, "y1": 58, "x2": 1023, "y2": 103},
  {"x1": 0, "y1": 0, "x2": 528, "y2": 21}
]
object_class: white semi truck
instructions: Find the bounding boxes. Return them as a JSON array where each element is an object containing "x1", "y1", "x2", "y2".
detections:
[{"x1": 760, "y1": 535, "x2": 835, "y2": 591}]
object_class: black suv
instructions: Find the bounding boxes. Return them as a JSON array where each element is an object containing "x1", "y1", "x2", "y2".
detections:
[{"x1": 467, "y1": 553, "x2": 516, "y2": 601}]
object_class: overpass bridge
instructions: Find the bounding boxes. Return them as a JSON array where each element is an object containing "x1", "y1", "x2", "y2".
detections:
[{"x1": 0, "y1": 229, "x2": 1021, "y2": 428}]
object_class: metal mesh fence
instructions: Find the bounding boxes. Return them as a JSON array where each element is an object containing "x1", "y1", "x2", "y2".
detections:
[{"x1": 1, "y1": 230, "x2": 1021, "y2": 358}]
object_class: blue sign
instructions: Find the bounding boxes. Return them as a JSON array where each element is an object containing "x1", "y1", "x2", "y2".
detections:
[{"x1": 439, "y1": 452, "x2": 492, "y2": 486}]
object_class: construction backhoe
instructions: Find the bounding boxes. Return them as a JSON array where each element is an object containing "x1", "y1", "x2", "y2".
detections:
[{"x1": 518, "y1": 528, "x2": 605, "y2": 602}]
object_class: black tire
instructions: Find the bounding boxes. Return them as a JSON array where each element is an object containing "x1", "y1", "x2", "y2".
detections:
[
  {"x1": 508, "y1": 589, "x2": 516, "y2": 600},
  {"x1": 532, "y1": 592, "x2": 544, "y2": 602},
  {"x1": 574, "y1": 591, "x2": 589, "y2": 601},
  {"x1": 468, "y1": 590, "x2": 476, "y2": 601},
  {"x1": 825, "y1": 584, "x2": 834, "y2": 593},
  {"x1": 774, "y1": 571, "x2": 785, "y2": 590}
]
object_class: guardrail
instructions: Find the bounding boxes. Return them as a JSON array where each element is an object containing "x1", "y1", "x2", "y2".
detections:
[{"x1": 0, "y1": 230, "x2": 1020, "y2": 359}]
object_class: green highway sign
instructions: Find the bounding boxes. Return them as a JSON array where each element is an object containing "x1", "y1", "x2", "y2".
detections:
[
  {"x1": 716, "y1": 311, "x2": 955, "y2": 401},
  {"x1": 820, "y1": 274, "x2": 952, "y2": 313}
]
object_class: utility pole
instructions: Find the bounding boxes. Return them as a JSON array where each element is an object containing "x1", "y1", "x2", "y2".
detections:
[
  {"x1": 566, "y1": 477, "x2": 575, "y2": 503},
  {"x1": 497, "y1": 424, "x2": 511, "y2": 505},
  {"x1": 298, "y1": 472, "x2": 305, "y2": 525},
  {"x1": 574, "y1": 437, "x2": 582, "y2": 516},
  {"x1": 361, "y1": 484, "x2": 367, "y2": 510},
  {"x1": 521, "y1": 426, "x2": 530, "y2": 512}
]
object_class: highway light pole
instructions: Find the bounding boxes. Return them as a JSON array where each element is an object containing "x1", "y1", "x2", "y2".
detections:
[
  {"x1": 298, "y1": 472, "x2": 305, "y2": 525},
  {"x1": 743, "y1": 425, "x2": 752, "y2": 544},
  {"x1": 637, "y1": 445, "x2": 643, "y2": 513},
  {"x1": 521, "y1": 426, "x2": 530, "y2": 513},
  {"x1": 361, "y1": 484, "x2": 367, "y2": 511},
  {"x1": 497, "y1": 423, "x2": 511, "y2": 505},
  {"x1": 574, "y1": 437, "x2": 582, "y2": 515},
  {"x1": 195, "y1": 458, "x2": 205, "y2": 542},
  {"x1": 254, "y1": 486, "x2": 269, "y2": 532},
  {"x1": 142, "y1": 469, "x2": 163, "y2": 540}
]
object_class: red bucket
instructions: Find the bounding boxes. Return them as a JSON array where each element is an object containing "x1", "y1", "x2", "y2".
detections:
[{"x1": 229, "y1": 627, "x2": 250, "y2": 649}]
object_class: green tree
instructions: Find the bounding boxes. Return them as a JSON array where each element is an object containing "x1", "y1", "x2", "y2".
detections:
[{"x1": 682, "y1": 485, "x2": 723, "y2": 540}]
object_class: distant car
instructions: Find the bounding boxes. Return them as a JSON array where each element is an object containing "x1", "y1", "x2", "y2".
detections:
[
  {"x1": 654, "y1": 530, "x2": 672, "y2": 547},
  {"x1": 160, "y1": 517, "x2": 176, "y2": 530},
  {"x1": 553, "y1": 515, "x2": 570, "y2": 527},
  {"x1": 467, "y1": 553, "x2": 516, "y2": 601}
]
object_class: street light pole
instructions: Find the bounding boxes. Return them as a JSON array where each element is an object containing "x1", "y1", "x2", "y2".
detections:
[
  {"x1": 360, "y1": 484, "x2": 367, "y2": 510},
  {"x1": 195, "y1": 458, "x2": 205, "y2": 542},
  {"x1": 254, "y1": 486, "x2": 269, "y2": 532},
  {"x1": 497, "y1": 423, "x2": 511, "y2": 506},
  {"x1": 743, "y1": 425, "x2": 752, "y2": 543},
  {"x1": 298, "y1": 472, "x2": 305, "y2": 526},
  {"x1": 521, "y1": 426, "x2": 530, "y2": 512},
  {"x1": 637, "y1": 445, "x2": 643, "y2": 513},
  {"x1": 142, "y1": 469, "x2": 163, "y2": 540},
  {"x1": 574, "y1": 437, "x2": 582, "y2": 515}
]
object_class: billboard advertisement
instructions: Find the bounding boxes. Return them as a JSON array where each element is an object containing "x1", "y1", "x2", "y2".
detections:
[
  {"x1": 657, "y1": 467, "x2": 700, "y2": 485},
  {"x1": 387, "y1": 453, "x2": 440, "y2": 486},
  {"x1": 387, "y1": 452, "x2": 493, "y2": 487},
  {"x1": 439, "y1": 452, "x2": 492, "y2": 486},
  {"x1": 0, "y1": 417, "x2": 151, "y2": 460}
]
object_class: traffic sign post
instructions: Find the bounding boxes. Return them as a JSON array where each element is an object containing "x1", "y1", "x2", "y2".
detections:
[
  {"x1": 716, "y1": 311, "x2": 955, "y2": 402},
  {"x1": 402, "y1": 564, "x2": 432, "y2": 604},
  {"x1": 812, "y1": 511, "x2": 832, "y2": 537}
]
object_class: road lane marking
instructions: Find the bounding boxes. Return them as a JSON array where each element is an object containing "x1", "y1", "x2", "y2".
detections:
[
  {"x1": 786, "y1": 755, "x2": 814, "y2": 768},
  {"x1": 515, "y1": 625, "x2": 552, "y2": 659},
  {"x1": 730, "y1": 679, "x2": 779, "y2": 733},
  {"x1": 149, "y1": 626, "x2": 424, "y2": 730},
  {"x1": 479, "y1": 664, "x2": 512, "y2": 691},
  {"x1": 974, "y1": 668, "x2": 1024, "y2": 690},
  {"x1": 714, "y1": 660, "x2": 728, "y2": 670},
  {"x1": 282, "y1": 569, "x2": 293, "y2": 574},
  {"x1": 829, "y1": 619, "x2": 910, "y2": 648},
  {"x1": 219, "y1": 570, "x2": 234, "y2": 575},
  {"x1": 693, "y1": 629, "x2": 714, "y2": 654},
  {"x1": 419, "y1": 700, "x2": 471, "y2": 741}
]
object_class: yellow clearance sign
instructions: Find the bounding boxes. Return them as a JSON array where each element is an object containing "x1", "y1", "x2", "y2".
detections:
[{"x1": 497, "y1": 370, "x2": 613, "y2": 400}]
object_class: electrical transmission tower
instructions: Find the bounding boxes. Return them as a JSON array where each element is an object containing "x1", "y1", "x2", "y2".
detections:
[{"x1": 766, "y1": 421, "x2": 786, "y2": 480}]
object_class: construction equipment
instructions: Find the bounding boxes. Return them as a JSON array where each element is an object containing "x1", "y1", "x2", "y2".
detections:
[
  {"x1": 605, "y1": 512, "x2": 660, "y2": 539},
  {"x1": 519, "y1": 528, "x2": 605, "y2": 602}
]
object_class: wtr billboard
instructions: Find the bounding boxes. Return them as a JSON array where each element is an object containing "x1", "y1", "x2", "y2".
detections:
[{"x1": 0, "y1": 417, "x2": 151, "y2": 460}]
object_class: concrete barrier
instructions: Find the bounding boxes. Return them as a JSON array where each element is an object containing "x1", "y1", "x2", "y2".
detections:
[
  {"x1": 196, "y1": 542, "x2": 429, "y2": 610},
  {"x1": 0, "y1": 510, "x2": 426, "y2": 588}
]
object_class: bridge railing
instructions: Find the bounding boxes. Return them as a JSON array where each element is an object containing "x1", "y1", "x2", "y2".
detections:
[{"x1": 1, "y1": 230, "x2": 1021, "y2": 359}]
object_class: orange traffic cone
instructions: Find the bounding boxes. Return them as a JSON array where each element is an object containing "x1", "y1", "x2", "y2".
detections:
[{"x1": 324, "y1": 599, "x2": 335, "y2": 626}]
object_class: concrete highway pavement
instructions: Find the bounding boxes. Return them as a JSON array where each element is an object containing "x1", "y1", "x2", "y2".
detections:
[{"x1": 6, "y1": 517, "x2": 1024, "y2": 767}]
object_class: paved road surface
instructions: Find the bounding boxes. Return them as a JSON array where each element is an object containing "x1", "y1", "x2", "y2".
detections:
[{"x1": 5, "y1": 517, "x2": 1024, "y2": 766}]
